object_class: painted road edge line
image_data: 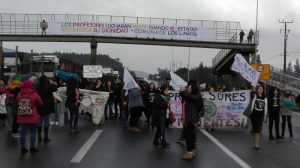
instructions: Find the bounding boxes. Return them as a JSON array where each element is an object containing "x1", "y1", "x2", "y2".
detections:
[
  {"x1": 71, "y1": 130, "x2": 103, "y2": 163},
  {"x1": 200, "y1": 129, "x2": 251, "y2": 168}
]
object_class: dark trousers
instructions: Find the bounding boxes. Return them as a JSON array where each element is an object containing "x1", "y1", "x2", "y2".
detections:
[
  {"x1": 69, "y1": 107, "x2": 79, "y2": 129},
  {"x1": 269, "y1": 112, "x2": 280, "y2": 137},
  {"x1": 282, "y1": 115, "x2": 293, "y2": 137},
  {"x1": 143, "y1": 105, "x2": 152, "y2": 125},
  {"x1": 20, "y1": 124, "x2": 37, "y2": 149},
  {"x1": 129, "y1": 107, "x2": 142, "y2": 127},
  {"x1": 114, "y1": 99, "x2": 122, "y2": 118},
  {"x1": 153, "y1": 117, "x2": 166, "y2": 143},
  {"x1": 12, "y1": 115, "x2": 19, "y2": 134},
  {"x1": 184, "y1": 123, "x2": 196, "y2": 152}
]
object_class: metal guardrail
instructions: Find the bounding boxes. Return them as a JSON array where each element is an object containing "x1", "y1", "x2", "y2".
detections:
[
  {"x1": 0, "y1": 13, "x2": 241, "y2": 43},
  {"x1": 212, "y1": 31, "x2": 259, "y2": 68},
  {"x1": 264, "y1": 66, "x2": 300, "y2": 96}
]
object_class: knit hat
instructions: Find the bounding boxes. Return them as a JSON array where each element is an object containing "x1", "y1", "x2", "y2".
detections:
[{"x1": 21, "y1": 80, "x2": 33, "y2": 89}]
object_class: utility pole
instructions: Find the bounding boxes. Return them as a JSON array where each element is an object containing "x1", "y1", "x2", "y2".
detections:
[
  {"x1": 30, "y1": 49, "x2": 33, "y2": 73},
  {"x1": 279, "y1": 20, "x2": 293, "y2": 74},
  {"x1": 15, "y1": 46, "x2": 18, "y2": 75},
  {"x1": 0, "y1": 41, "x2": 4, "y2": 79}
]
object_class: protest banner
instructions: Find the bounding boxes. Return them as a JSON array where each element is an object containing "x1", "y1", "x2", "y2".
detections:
[
  {"x1": 168, "y1": 90, "x2": 250, "y2": 128},
  {"x1": 53, "y1": 87, "x2": 109, "y2": 125},
  {"x1": 231, "y1": 54, "x2": 260, "y2": 86},
  {"x1": 83, "y1": 65, "x2": 103, "y2": 78},
  {"x1": 48, "y1": 21, "x2": 217, "y2": 42}
]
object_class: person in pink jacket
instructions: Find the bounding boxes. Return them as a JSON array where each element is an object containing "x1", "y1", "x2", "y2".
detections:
[{"x1": 17, "y1": 80, "x2": 43, "y2": 154}]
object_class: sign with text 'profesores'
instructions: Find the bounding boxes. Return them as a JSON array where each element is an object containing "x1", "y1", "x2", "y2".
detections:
[
  {"x1": 169, "y1": 90, "x2": 250, "y2": 128},
  {"x1": 47, "y1": 22, "x2": 217, "y2": 41},
  {"x1": 83, "y1": 65, "x2": 102, "y2": 78}
]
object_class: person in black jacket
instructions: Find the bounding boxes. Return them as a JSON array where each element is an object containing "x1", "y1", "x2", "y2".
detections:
[
  {"x1": 268, "y1": 87, "x2": 281, "y2": 140},
  {"x1": 36, "y1": 75, "x2": 57, "y2": 142},
  {"x1": 65, "y1": 77, "x2": 80, "y2": 133},
  {"x1": 151, "y1": 84, "x2": 170, "y2": 147},
  {"x1": 114, "y1": 78, "x2": 123, "y2": 119},
  {"x1": 180, "y1": 83, "x2": 203, "y2": 160},
  {"x1": 103, "y1": 80, "x2": 114, "y2": 120}
]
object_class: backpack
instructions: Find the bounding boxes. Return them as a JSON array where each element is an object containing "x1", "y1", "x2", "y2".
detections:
[{"x1": 18, "y1": 93, "x2": 33, "y2": 116}]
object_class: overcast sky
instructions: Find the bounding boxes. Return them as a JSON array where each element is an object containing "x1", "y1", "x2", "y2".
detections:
[{"x1": 1, "y1": 0, "x2": 300, "y2": 73}]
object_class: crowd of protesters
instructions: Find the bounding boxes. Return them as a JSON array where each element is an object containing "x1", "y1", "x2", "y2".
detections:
[{"x1": 0, "y1": 74, "x2": 299, "y2": 161}]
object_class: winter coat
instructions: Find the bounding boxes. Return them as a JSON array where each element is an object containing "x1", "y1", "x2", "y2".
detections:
[
  {"x1": 180, "y1": 91, "x2": 204, "y2": 125},
  {"x1": 280, "y1": 96, "x2": 296, "y2": 116},
  {"x1": 151, "y1": 93, "x2": 168, "y2": 127},
  {"x1": 17, "y1": 88, "x2": 43, "y2": 124},
  {"x1": 128, "y1": 88, "x2": 143, "y2": 110},
  {"x1": 37, "y1": 84, "x2": 57, "y2": 115}
]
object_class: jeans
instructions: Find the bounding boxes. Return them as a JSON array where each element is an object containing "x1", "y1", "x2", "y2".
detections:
[
  {"x1": 269, "y1": 111, "x2": 280, "y2": 137},
  {"x1": 20, "y1": 124, "x2": 37, "y2": 149},
  {"x1": 114, "y1": 99, "x2": 122, "y2": 118},
  {"x1": 184, "y1": 123, "x2": 196, "y2": 152},
  {"x1": 104, "y1": 100, "x2": 113, "y2": 119},
  {"x1": 38, "y1": 115, "x2": 50, "y2": 127},
  {"x1": 69, "y1": 107, "x2": 79, "y2": 129}
]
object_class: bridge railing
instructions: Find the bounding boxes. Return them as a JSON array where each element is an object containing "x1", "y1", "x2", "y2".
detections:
[
  {"x1": 0, "y1": 13, "x2": 242, "y2": 42},
  {"x1": 265, "y1": 66, "x2": 300, "y2": 96},
  {"x1": 212, "y1": 30, "x2": 259, "y2": 68}
]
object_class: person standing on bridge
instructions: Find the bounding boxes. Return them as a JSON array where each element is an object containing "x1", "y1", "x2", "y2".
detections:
[
  {"x1": 268, "y1": 87, "x2": 281, "y2": 140},
  {"x1": 40, "y1": 20, "x2": 48, "y2": 35},
  {"x1": 250, "y1": 85, "x2": 268, "y2": 150},
  {"x1": 239, "y1": 30, "x2": 245, "y2": 43},
  {"x1": 247, "y1": 29, "x2": 254, "y2": 43},
  {"x1": 280, "y1": 89, "x2": 296, "y2": 138}
]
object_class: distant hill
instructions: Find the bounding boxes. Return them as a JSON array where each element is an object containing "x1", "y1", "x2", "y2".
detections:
[{"x1": 45, "y1": 52, "x2": 124, "y2": 74}]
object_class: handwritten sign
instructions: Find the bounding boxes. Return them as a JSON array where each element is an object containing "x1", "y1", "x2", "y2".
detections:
[
  {"x1": 83, "y1": 65, "x2": 102, "y2": 78},
  {"x1": 231, "y1": 54, "x2": 260, "y2": 86},
  {"x1": 168, "y1": 90, "x2": 250, "y2": 128}
]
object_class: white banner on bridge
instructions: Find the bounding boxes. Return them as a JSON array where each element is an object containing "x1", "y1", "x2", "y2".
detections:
[
  {"x1": 83, "y1": 65, "x2": 103, "y2": 78},
  {"x1": 47, "y1": 21, "x2": 217, "y2": 41},
  {"x1": 231, "y1": 54, "x2": 260, "y2": 87}
]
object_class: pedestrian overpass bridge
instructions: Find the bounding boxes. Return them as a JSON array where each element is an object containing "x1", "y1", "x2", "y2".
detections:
[{"x1": 0, "y1": 13, "x2": 256, "y2": 49}]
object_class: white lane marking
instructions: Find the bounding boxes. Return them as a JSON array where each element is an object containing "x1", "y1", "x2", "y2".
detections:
[
  {"x1": 200, "y1": 129, "x2": 251, "y2": 168},
  {"x1": 71, "y1": 130, "x2": 103, "y2": 163}
]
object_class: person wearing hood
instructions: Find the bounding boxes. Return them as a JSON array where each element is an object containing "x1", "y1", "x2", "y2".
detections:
[
  {"x1": 280, "y1": 89, "x2": 296, "y2": 138},
  {"x1": 17, "y1": 80, "x2": 43, "y2": 154}
]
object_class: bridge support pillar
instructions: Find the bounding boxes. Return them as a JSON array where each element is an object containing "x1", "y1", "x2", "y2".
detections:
[
  {"x1": 217, "y1": 74, "x2": 223, "y2": 89},
  {"x1": 242, "y1": 53, "x2": 250, "y2": 63},
  {"x1": 232, "y1": 74, "x2": 237, "y2": 90},
  {"x1": 90, "y1": 39, "x2": 98, "y2": 65}
]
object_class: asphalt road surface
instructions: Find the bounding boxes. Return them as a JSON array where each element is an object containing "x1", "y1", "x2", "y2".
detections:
[{"x1": 1, "y1": 112, "x2": 300, "y2": 168}]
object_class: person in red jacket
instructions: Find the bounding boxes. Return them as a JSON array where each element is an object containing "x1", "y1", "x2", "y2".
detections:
[{"x1": 17, "y1": 80, "x2": 43, "y2": 154}]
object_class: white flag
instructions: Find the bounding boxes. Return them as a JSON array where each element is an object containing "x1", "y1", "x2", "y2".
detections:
[
  {"x1": 231, "y1": 54, "x2": 260, "y2": 87},
  {"x1": 123, "y1": 68, "x2": 139, "y2": 95},
  {"x1": 170, "y1": 72, "x2": 187, "y2": 91}
]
